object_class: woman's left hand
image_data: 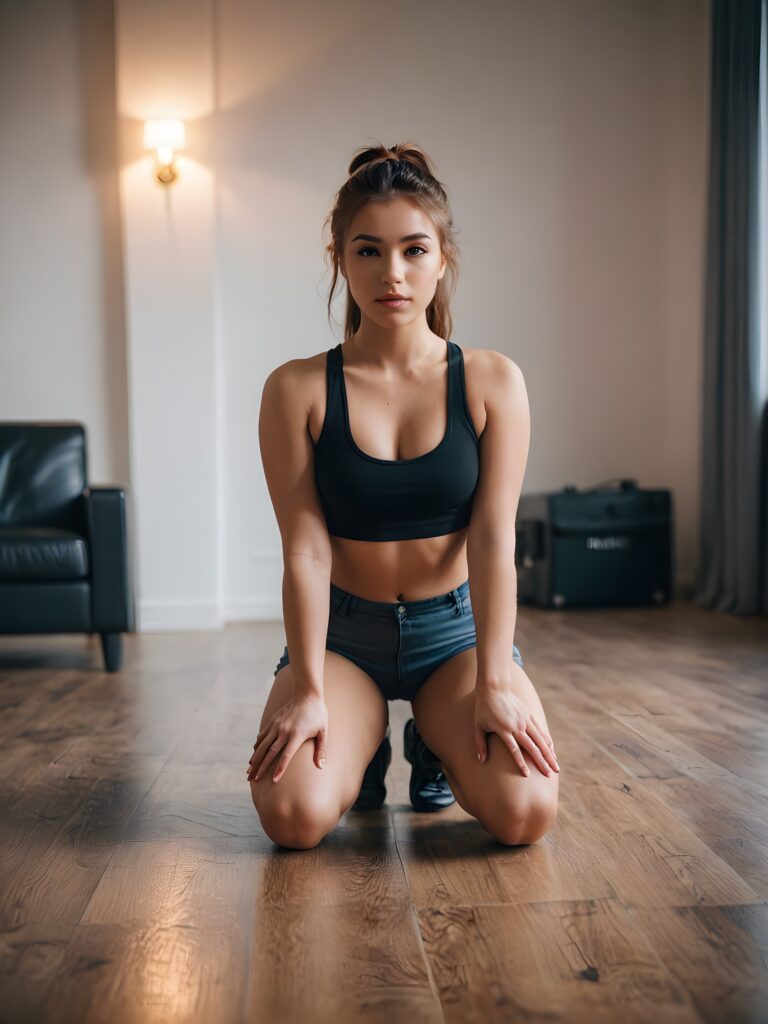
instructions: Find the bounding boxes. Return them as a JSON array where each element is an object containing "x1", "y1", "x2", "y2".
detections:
[{"x1": 474, "y1": 683, "x2": 559, "y2": 777}]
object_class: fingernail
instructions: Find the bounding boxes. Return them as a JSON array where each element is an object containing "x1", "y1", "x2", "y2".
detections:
[{"x1": 319, "y1": 758, "x2": 326, "y2": 768}]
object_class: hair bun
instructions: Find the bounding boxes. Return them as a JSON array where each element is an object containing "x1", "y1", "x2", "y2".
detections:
[
  {"x1": 347, "y1": 141, "x2": 436, "y2": 181},
  {"x1": 387, "y1": 143, "x2": 436, "y2": 179}
]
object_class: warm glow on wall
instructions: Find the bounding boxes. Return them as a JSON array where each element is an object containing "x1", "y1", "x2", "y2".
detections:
[{"x1": 143, "y1": 119, "x2": 186, "y2": 184}]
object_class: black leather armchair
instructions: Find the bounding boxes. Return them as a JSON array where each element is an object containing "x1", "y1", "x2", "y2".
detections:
[{"x1": 0, "y1": 422, "x2": 136, "y2": 672}]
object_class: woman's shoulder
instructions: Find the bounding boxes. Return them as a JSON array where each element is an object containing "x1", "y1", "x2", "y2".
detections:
[
  {"x1": 266, "y1": 347, "x2": 331, "y2": 388},
  {"x1": 459, "y1": 344, "x2": 523, "y2": 380},
  {"x1": 263, "y1": 348, "x2": 334, "y2": 431},
  {"x1": 459, "y1": 346, "x2": 526, "y2": 437}
]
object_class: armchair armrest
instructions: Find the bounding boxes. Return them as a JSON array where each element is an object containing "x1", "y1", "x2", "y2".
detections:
[{"x1": 84, "y1": 486, "x2": 136, "y2": 632}]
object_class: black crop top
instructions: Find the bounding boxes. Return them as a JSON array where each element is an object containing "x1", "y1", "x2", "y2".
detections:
[{"x1": 312, "y1": 339, "x2": 480, "y2": 541}]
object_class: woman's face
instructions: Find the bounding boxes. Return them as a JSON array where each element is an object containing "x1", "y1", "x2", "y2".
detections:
[{"x1": 340, "y1": 197, "x2": 446, "y2": 327}]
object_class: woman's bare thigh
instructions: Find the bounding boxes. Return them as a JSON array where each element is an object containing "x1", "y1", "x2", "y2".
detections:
[
  {"x1": 250, "y1": 650, "x2": 389, "y2": 821},
  {"x1": 410, "y1": 647, "x2": 559, "y2": 841}
]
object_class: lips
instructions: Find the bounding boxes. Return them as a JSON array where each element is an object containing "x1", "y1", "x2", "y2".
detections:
[{"x1": 377, "y1": 297, "x2": 410, "y2": 307}]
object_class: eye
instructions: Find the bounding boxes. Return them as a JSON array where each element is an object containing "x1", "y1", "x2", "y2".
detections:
[{"x1": 356, "y1": 245, "x2": 428, "y2": 257}]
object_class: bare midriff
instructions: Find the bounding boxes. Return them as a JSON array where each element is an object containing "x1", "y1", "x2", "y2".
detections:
[{"x1": 328, "y1": 529, "x2": 470, "y2": 603}]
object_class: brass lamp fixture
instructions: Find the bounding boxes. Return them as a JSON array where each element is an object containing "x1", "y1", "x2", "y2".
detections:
[{"x1": 143, "y1": 119, "x2": 185, "y2": 184}]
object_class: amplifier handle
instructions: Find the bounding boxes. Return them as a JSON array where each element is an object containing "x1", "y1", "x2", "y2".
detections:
[{"x1": 577, "y1": 477, "x2": 638, "y2": 494}]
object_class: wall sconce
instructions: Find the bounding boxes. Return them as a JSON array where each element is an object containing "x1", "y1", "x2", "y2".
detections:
[{"x1": 143, "y1": 119, "x2": 185, "y2": 184}]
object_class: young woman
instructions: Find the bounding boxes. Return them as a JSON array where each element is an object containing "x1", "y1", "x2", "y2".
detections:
[{"x1": 248, "y1": 142, "x2": 559, "y2": 849}]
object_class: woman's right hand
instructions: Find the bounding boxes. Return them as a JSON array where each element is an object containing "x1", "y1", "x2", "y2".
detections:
[{"x1": 247, "y1": 693, "x2": 329, "y2": 784}]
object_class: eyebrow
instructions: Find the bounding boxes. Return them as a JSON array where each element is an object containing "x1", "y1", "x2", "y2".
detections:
[{"x1": 350, "y1": 232, "x2": 432, "y2": 243}]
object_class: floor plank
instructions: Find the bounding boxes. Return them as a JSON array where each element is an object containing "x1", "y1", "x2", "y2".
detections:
[{"x1": 417, "y1": 897, "x2": 698, "y2": 1024}]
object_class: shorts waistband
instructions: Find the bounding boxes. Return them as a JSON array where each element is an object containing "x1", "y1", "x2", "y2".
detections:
[{"x1": 330, "y1": 577, "x2": 470, "y2": 617}]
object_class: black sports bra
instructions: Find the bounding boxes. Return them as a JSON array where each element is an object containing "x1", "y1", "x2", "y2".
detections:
[{"x1": 312, "y1": 339, "x2": 480, "y2": 541}]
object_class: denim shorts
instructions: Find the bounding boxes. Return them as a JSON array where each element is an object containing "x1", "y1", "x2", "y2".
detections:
[{"x1": 273, "y1": 577, "x2": 525, "y2": 702}]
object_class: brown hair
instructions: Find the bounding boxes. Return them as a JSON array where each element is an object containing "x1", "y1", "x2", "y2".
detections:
[{"x1": 323, "y1": 141, "x2": 461, "y2": 342}]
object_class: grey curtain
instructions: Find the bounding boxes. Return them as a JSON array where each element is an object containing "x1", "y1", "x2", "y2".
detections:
[{"x1": 693, "y1": 0, "x2": 768, "y2": 615}]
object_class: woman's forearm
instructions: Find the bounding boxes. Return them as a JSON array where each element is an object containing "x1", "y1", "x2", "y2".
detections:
[
  {"x1": 467, "y1": 535, "x2": 519, "y2": 688},
  {"x1": 281, "y1": 554, "x2": 331, "y2": 697}
]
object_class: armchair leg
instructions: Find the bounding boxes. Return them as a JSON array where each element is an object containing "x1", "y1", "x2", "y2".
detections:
[{"x1": 100, "y1": 632, "x2": 123, "y2": 672}]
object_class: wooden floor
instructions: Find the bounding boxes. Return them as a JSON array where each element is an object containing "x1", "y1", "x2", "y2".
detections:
[{"x1": 1, "y1": 600, "x2": 767, "y2": 1024}]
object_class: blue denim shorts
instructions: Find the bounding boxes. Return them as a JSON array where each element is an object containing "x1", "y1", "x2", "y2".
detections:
[{"x1": 273, "y1": 578, "x2": 524, "y2": 702}]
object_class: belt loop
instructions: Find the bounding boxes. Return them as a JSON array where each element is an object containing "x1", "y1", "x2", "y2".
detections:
[
  {"x1": 336, "y1": 591, "x2": 352, "y2": 617},
  {"x1": 451, "y1": 587, "x2": 463, "y2": 616}
]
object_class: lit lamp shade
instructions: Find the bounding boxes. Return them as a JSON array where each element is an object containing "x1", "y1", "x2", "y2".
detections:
[
  {"x1": 144, "y1": 120, "x2": 186, "y2": 183},
  {"x1": 143, "y1": 119, "x2": 186, "y2": 152}
]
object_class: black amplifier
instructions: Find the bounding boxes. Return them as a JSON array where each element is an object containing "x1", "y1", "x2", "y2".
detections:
[{"x1": 514, "y1": 479, "x2": 674, "y2": 608}]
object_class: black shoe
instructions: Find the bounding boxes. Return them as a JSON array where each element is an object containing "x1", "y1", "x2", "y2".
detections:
[
  {"x1": 403, "y1": 718, "x2": 455, "y2": 813},
  {"x1": 350, "y1": 726, "x2": 392, "y2": 811}
]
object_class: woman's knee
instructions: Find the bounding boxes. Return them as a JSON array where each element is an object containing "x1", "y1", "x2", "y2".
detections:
[
  {"x1": 478, "y1": 789, "x2": 559, "y2": 847},
  {"x1": 253, "y1": 786, "x2": 342, "y2": 849}
]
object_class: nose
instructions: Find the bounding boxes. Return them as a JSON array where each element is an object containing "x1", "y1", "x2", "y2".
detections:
[
  {"x1": 380, "y1": 254, "x2": 405, "y2": 285},
  {"x1": 382, "y1": 263, "x2": 404, "y2": 285}
]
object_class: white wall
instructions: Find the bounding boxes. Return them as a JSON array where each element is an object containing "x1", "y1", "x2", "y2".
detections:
[
  {"x1": 0, "y1": 0, "x2": 129, "y2": 486},
  {"x1": 216, "y1": 0, "x2": 710, "y2": 613},
  {"x1": 1, "y1": 0, "x2": 710, "y2": 628},
  {"x1": 115, "y1": 0, "x2": 222, "y2": 630}
]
